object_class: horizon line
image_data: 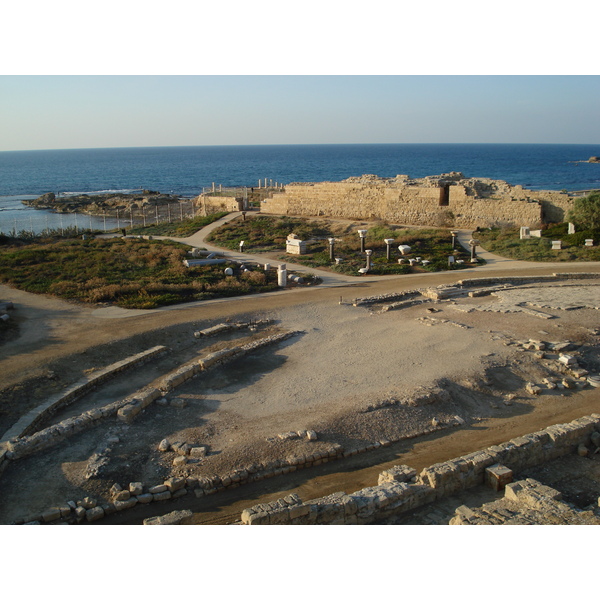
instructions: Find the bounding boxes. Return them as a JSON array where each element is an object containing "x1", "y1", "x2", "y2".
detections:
[{"x1": 2, "y1": 141, "x2": 599, "y2": 153}]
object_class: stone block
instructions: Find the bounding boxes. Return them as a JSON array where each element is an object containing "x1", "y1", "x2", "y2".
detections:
[
  {"x1": 80, "y1": 497, "x2": 97, "y2": 509},
  {"x1": 137, "y1": 493, "x2": 153, "y2": 504},
  {"x1": 289, "y1": 504, "x2": 311, "y2": 520},
  {"x1": 114, "y1": 498, "x2": 137, "y2": 511},
  {"x1": 110, "y1": 483, "x2": 123, "y2": 495},
  {"x1": 117, "y1": 403, "x2": 141, "y2": 423},
  {"x1": 558, "y1": 354, "x2": 577, "y2": 366},
  {"x1": 101, "y1": 503, "x2": 116, "y2": 516},
  {"x1": 485, "y1": 464, "x2": 513, "y2": 491},
  {"x1": 148, "y1": 484, "x2": 168, "y2": 494},
  {"x1": 129, "y1": 482, "x2": 144, "y2": 495},
  {"x1": 153, "y1": 491, "x2": 172, "y2": 502},
  {"x1": 143, "y1": 509, "x2": 193, "y2": 525},
  {"x1": 268, "y1": 507, "x2": 291, "y2": 525},
  {"x1": 378, "y1": 464, "x2": 417, "y2": 485},
  {"x1": 164, "y1": 477, "x2": 186, "y2": 492},
  {"x1": 244, "y1": 511, "x2": 270, "y2": 525},
  {"x1": 85, "y1": 506, "x2": 105, "y2": 522},
  {"x1": 41, "y1": 508, "x2": 62, "y2": 523},
  {"x1": 189, "y1": 446, "x2": 207, "y2": 458},
  {"x1": 170, "y1": 441, "x2": 185, "y2": 454},
  {"x1": 113, "y1": 490, "x2": 131, "y2": 501}
]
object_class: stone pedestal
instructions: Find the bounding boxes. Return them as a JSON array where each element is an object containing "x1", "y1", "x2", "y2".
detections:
[
  {"x1": 286, "y1": 235, "x2": 307, "y2": 255},
  {"x1": 485, "y1": 464, "x2": 513, "y2": 492}
]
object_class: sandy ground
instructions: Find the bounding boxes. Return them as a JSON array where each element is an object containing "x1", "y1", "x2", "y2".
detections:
[{"x1": 1, "y1": 217, "x2": 600, "y2": 524}]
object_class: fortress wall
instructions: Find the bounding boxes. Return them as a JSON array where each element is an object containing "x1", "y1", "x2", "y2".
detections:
[
  {"x1": 449, "y1": 196, "x2": 543, "y2": 228},
  {"x1": 261, "y1": 179, "x2": 550, "y2": 228},
  {"x1": 540, "y1": 194, "x2": 575, "y2": 223}
]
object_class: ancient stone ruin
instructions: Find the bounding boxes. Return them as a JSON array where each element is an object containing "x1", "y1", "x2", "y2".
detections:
[{"x1": 259, "y1": 173, "x2": 577, "y2": 229}]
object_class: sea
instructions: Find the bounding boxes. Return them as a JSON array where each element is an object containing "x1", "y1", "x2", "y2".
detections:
[{"x1": 1, "y1": 143, "x2": 599, "y2": 235}]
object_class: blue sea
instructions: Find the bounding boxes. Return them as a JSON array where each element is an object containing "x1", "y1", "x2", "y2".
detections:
[{"x1": 1, "y1": 144, "x2": 599, "y2": 234}]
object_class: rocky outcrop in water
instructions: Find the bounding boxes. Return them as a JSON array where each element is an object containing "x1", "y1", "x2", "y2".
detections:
[{"x1": 22, "y1": 190, "x2": 183, "y2": 215}]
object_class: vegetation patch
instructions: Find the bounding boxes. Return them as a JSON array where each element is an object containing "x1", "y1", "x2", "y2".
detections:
[
  {"x1": 477, "y1": 223, "x2": 600, "y2": 262},
  {"x1": 0, "y1": 237, "x2": 279, "y2": 309},
  {"x1": 207, "y1": 215, "x2": 331, "y2": 252},
  {"x1": 208, "y1": 216, "x2": 473, "y2": 274}
]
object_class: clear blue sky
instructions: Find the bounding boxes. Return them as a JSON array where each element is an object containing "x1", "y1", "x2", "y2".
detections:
[{"x1": 1, "y1": 75, "x2": 598, "y2": 151}]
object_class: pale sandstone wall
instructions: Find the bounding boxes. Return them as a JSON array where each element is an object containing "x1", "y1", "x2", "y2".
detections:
[
  {"x1": 261, "y1": 175, "x2": 577, "y2": 228},
  {"x1": 195, "y1": 195, "x2": 243, "y2": 215}
]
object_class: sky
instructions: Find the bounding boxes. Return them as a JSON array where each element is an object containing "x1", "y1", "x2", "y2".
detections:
[
  {"x1": 1, "y1": 75, "x2": 599, "y2": 151},
  {"x1": 1, "y1": 2, "x2": 598, "y2": 152}
]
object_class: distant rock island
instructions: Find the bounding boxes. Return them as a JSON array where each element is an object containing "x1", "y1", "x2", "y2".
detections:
[
  {"x1": 588, "y1": 156, "x2": 600, "y2": 163},
  {"x1": 23, "y1": 190, "x2": 183, "y2": 215}
]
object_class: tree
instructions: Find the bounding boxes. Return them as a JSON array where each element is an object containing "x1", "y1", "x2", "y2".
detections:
[{"x1": 567, "y1": 191, "x2": 600, "y2": 230}]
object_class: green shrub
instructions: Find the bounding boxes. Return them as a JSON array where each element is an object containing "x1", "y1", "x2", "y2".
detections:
[{"x1": 0, "y1": 237, "x2": 281, "y2": 308}]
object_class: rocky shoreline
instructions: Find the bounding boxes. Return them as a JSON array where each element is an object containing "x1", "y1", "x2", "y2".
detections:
[{"x1": 22, "y1": 190, "x2": 186, "y2": 216}]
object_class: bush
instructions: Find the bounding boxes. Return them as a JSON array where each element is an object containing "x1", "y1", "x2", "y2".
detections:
[
  {"x1": 0, "y1": 237, "x2": 281, "y2": 308},
  {"x1": 567, "y1": 192, "x2": 600, "y2": 230}
]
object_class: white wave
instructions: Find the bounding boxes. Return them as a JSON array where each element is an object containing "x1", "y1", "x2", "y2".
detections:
[{"x1": 59, "y1": 188, "x2": 144, "y2": 197}]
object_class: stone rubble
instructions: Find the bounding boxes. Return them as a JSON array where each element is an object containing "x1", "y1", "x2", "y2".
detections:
[
  {"x1": 450, "y1": 478, "x2": 600, "y2": 525},
  {"x1": 240, "y1": 414, "x2": 600, "y2": 525}
]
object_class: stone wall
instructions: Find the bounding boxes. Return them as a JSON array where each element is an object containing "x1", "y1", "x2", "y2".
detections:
[
  {"x1": 261, "y1": 174, "x2": 577, "y2": 229},
  {"x1": 2, "y1": 328, "x2": 296, "y2": 462},
  {"x1": 240, "y1": 414, "x2": 600, "y2": 524},
  {"x1": 195, "y1": 194, "x2": 244, "y2": 216},
  {"x1": 0, "y1": 345, "x2": 168, "y2": 445}
]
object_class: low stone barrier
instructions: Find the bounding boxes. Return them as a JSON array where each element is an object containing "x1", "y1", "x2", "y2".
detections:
[
  {"x1": 352, "y1": 291, "x2": 422, "y2": 307},
  {"x1": 352, "y1": 273, "x2": 600, "y2": 310},
  {"x1": 457, "y1": 273, "x2": 600, "y2": 288},
  {"x1": 5, "y1": 331, "x2": 301, "y2": 464},
  {"x1": 5, "y1": 386, "x2": 163, "y2": 461},
  {"x1": 198, "y1": 331, "x2": 299, "y2": 372},
  {"x1": 0, "y1": 345, "x2": 168, "y2": 445},
  {"x1": 13, "y1": 442, "x2": 346, "y2": 524},
  {"x1": 240, "y1": 414, "x2": 600, "y2": 524},
  {"x1": 119, "y1": 330, "x2": 297, "y2": 422},
  {"x1": 193, "y1": 319, "x2": 271, "y2": 339}
]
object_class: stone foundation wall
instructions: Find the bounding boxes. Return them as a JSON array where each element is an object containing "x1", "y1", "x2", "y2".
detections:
[
  {"x1": 195, "y1": 195, "x2": 243, "y2": 216},
  {"x1": 2, "y1": 329, "x2": 297, "y2": 463},
  {"x1": 240, "y1": 414, "x2": 600, "y2": 524},
  {"x1": 0, "y1": 345, "x2": 168, "y2": 446},
  {"x1": 260, "y1": 174, "x2": 577, "y2": 228}
]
